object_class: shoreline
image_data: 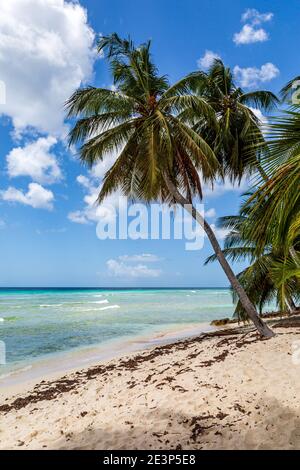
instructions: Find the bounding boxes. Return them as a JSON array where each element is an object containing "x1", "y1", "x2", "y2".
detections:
[
  {"x1": 1, "y1": 319, "x2": 300, "y2": 449},
  {"x1": 0, "y1": 287, "x2": 238, "y2": 393},
  {"x1": 0, "y1": 321, "x2": 217, "y2": 397}
]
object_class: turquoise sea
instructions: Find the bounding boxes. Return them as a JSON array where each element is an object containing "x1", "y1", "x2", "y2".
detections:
[{"x1": 0, "y1": 288, "x2": 238, "y2": 382}]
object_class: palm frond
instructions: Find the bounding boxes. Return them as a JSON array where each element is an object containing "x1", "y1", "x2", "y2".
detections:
[{"x1": 240, "y1": 91, "x2": 279, "y2": 112}]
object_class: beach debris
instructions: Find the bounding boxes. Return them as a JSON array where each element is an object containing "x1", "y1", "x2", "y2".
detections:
[
  {"x1": 233, "y1": 403, "x2": 246, "y2": 414},
  {"x1": 0, "y1": 325, "x2": 270, "y2": 414},
  {"x1": 273, "y1": 320, "x2": 300, "y2": 328}
]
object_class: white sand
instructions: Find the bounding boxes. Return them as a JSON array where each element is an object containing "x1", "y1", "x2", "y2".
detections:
[{"x1": 0, "y1": 325, "x2": 300, "y2": 450}]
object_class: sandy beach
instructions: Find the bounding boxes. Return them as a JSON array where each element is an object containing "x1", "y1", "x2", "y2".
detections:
[{"x1": 0, "y1": 320, "x2": 300, "y2": 450}]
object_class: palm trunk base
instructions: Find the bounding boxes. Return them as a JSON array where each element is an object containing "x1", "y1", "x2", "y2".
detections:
[{"x1": 255, "y1": 318, "x2": 275, "y2": 338}]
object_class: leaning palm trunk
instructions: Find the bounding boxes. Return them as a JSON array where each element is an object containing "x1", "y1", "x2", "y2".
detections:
[{"x1": 165, "y1": 177, "x2": 274, "y2": 338}]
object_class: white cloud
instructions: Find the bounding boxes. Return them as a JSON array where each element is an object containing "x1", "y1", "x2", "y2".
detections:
[
  {"x1": 68, "y1": 210, "x2": 90, "y2": 225},
  {"x1": 249, "y1": 107, "x2": 268, "y2": 125},
  {"x1": 6, "y1": 136, "x2": 61, "y2": 184},
  {"x1": 234, "y1": 63, "x2": 279, "y2": 88},
  {"x1": 0, "y1": 219, "x2": 6, "y2": 229},
  {"x1": 242, "y1": 8, "x2": 273, "y2": 25},
  {"x1": 233, "y1": 24, "x2": 268, "y2": 45},
  {"x1": 197, "y1": 50, "x2": 220, "y2": 69},
  {"x1": 1, "y1": 183, "x2": 54, "y2": 210},
  {"x1": 0, "y1": 0, "x2": 96, "y2": 137},
  {"x1": 106, "y1": 258, "x2": 161, "y2": 278},
  {"x1": 118, "y1": 254, "x2": 162, "y2": 263},
  {"x1": 210, "y1": 224, "x2": 230, "y2": 241},
  {"x1": 205, "y1": 208, "x2": 216, "y2": 218},
  {"x1": 234, "y1": 8, "x2": 273, "y2": 45},
  {"x1": 68, "y1": 159, "x2": 125, "y2": 225},
  {"x1": 90, "y1": 153, "x2": 118, "y2": 179},
  {"x1": 76, "y1": 174, "x2": 91, "y2": 189},
  {"x1": 67, "y1": 186, "x2": 120, "y2": 225}
]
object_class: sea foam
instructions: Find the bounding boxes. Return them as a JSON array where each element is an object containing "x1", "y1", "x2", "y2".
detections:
[
  {"x1": 98, "y1": 305, "x2": 120, "y2": 311},
  {"x1": 40, "y1": 304, "x2": 63, "y2": 307}
]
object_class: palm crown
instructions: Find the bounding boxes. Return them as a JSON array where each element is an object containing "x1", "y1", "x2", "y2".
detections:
[
  {"x1": 185, "y1": 60, "x2": 279, "y2": 181},
  {"x1": 66, "y1": 34, "x2": 220, "y2": 204}
]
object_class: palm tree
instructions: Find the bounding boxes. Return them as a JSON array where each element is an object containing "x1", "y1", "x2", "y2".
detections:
[
  {"x1": 205, "y1": 208, "x2": 300, "y2": 318},
  {"x1": 66, "y1": 34, "x2": 274, "y2": 337},
  {"x1": 271, "y1": 256, "x2": 300, "y2": 312},
  {"x1": 183, "y1": 59, "x2": 278, "y2": 182},
  {"x1": 205, "y1": 77, "x2": 300, "y2": 320},
  {"x1": 244, "y1": 108, "x2": 300, "y2": 255}
]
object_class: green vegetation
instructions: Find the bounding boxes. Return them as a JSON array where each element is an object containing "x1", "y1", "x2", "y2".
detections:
[{"x1": 67, "y1": 34, "x2": 300, "y2": 337}]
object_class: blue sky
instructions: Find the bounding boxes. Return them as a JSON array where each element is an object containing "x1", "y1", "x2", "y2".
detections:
[{"x1": 0, "y1": 0, "x2": 298, "y2": 287}]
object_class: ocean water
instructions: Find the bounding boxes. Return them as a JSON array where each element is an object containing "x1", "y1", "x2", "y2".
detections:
[{"x1": 0, "y1": 288, "x2": 236, "y2": 381}]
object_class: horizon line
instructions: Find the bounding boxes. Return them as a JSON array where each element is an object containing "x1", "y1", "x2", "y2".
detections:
[{"x1": 0, "y1": 286, "x2": 230, "y2": 290}]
